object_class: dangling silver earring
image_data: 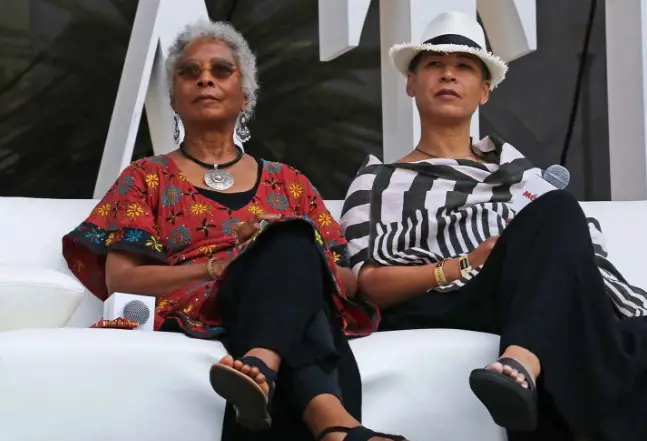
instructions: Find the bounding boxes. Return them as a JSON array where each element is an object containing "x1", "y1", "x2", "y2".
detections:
[
  {"x1": 235, "y1": 113, "x2": 251, "y2": 143},
  {"x1": 173, "y1": 113, "x2": 181, "y2": 144}
]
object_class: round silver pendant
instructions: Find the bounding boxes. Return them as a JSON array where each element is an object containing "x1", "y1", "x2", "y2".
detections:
[{"x1": 204, "y1": 168, "x2": 234, "y2": 191}]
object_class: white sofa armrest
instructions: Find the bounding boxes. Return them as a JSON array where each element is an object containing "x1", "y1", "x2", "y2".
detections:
[
  {"x1": 0, "y1": 266, "x2": 85, "y2": 330},
  {"x1": 65, "y1": 291, "x2": 104, "y2": 328}
]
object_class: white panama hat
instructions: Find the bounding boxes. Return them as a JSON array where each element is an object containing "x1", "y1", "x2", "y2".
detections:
[{"x1": 389, "y1": 11, "x2": 508, "y2": 90}]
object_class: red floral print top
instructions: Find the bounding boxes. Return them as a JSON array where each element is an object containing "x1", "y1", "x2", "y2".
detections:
[{"x1": 62, "y1": 155, "x2": 378, "y2": 338}]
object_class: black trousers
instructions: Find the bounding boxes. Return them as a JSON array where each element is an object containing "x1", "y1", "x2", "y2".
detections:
[
  {"x1": 216, "y1": 221, "x2": 361, "y2": 441},
  {"x1": 379, "y1": 190, "x2": 647, "y2": 441}
]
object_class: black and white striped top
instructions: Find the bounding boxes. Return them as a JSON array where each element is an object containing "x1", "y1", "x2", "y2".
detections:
[{"x1": 340, "y1": 136, "x2": 647, "y2": 318}]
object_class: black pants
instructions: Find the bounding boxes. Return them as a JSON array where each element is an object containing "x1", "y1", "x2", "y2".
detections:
[
  {"x1": 217, "y1": 221, "x2": 361, "y2": 441},
  {"x1": 379, "y1": 190, "x2": 647, "y2": 441}
]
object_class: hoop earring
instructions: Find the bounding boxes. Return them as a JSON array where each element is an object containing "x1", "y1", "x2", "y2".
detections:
[
  {"x1": 235, "y1": 113, "x2": 251, "y2": 143},
  {"x1": 173, "y1": 113, "x2": 182, "y2": 144}
]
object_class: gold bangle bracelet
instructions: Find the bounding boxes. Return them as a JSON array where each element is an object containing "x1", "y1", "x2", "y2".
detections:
[
  {"x1": 206, "y1": 257, "x2": 219, "y2": 281},
  {"x1": 434, "y1": 258, "x2": 448, "y2": 286}
]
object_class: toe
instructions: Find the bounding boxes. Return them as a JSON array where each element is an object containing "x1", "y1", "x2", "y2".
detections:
[
  {"x1": 502, "y1": 364, "x2": 513, "y2": 375},
  {"x1": 486, "y1": 362, "x2": 504, "y2": 373},
  {"x1": 515, "y1": 373, "x2": 526, "y2": 384},
  {"x1": 241, "y1": 364, "x2": 251, "y2": 375},
  {"x1": 219, "y1": 355, "x2": 234, "y2": 367},
  {"x1": 250, "y1": 366, "x2": 260, "y2": 377},
  {"x1": 254, "y1": 373, "x2": 266, "y2": 384},
  {"x1": 233, "y1": 360, "x2": 243, "y2": 370},
  {"x1": 251, "y1": 373, "x2": 269, "y2": 395}
]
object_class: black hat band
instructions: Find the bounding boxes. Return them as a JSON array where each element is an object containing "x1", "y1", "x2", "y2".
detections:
[{"x1": 422, "y1": 34, "x2": 482, "y2": 50}]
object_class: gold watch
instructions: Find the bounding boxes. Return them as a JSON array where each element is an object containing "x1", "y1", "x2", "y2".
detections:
[{"x1": 458, "y1": 255, "x2": 472, "y2": 278}]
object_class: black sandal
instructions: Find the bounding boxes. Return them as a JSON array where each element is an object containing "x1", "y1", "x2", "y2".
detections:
[
  {"x1": 317, "y1": 425, "x2": 406, "y2": 441},
  {"x1": 469, "y1": 357, "x2": 538, "y2": 431},
  {"x1": 209, "y1": 356, "x2": 277, "y2": 430}
]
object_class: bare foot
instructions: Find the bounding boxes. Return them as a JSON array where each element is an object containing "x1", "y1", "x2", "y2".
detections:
[
  {"x1": 486, "y1": 345, "x2": 541, "y2": 389},
  {"x1": 217, "y1": 354, "x2": 270, "y2": 395}
]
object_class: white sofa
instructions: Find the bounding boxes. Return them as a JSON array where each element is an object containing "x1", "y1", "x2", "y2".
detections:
[{"x1": 1, "y1": 196, "x2": 646, "y2": 441}]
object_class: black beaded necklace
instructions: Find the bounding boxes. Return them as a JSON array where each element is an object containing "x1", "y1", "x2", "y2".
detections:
[
  {"x1": 415, "y1": 138, "x2": 477, "y2": 160},
  {"x1": 180, "y1": 143, "x2": 244, "y2": 191}
]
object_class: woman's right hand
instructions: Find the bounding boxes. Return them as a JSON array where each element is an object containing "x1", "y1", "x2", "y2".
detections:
[{"x1": 468, "y1": 236, "x2": 500, "y2": 268}]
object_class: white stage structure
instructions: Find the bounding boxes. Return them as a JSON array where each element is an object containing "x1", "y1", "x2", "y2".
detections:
[
  {"x1": 320, "y1": 0, "x2": 537, "y2": 163},
  {"x1": 96, "y1": 0, "x2": 645, "y2": 200},
  {"x1": 605, "y1": 0, "x2": 647, "y2": 200}
]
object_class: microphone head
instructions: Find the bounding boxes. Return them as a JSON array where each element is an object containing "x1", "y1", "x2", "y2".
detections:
[
  {"x1": 123, "y1": 300, "x2": 150, "y2": 325},
  {"x1": 543, "y1": 165, "x2": 570, "y2": 189}
]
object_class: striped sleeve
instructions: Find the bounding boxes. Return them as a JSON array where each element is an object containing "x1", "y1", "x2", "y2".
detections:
[
  {"x1": 340, "y1": 156, "x2": 382, "y2": 276},
  {"x1": 587, "y1": 217, "x2": 647, "y2": 317}
]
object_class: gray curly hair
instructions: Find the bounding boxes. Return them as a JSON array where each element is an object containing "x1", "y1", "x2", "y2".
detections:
[{"x1": 166, "y1": 20, "x2": 259, "y2": 116}]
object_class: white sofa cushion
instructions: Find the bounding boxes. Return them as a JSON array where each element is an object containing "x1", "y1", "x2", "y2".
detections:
[
  {"x1": 354, "y1": 329, "x2": 504, "y2": 440},
  {"x1": 0, "y1": 328, "x2": 504, "y2": 441},
  {"x1": 0, "y1": 266, "x2": 85, "y2": 330}
]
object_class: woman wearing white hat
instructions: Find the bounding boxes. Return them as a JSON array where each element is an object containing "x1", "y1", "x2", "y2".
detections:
[{"x1": 341, "y1": 10, "x2": 647, "y2": 441}]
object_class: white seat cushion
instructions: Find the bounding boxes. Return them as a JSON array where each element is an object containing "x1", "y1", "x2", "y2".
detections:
[
  {"x1": 0, "y1": 266, "x2": 85, "y2": 330},
  {"x1": 355, "y1": 329, "x2": 504, "y2": 440},
  {"x1": 0, "y1": 328, "x2": 504, "y2": 441}
]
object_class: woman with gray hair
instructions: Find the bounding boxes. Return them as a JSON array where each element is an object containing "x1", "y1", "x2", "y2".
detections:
[{"x1": 63, "y1": 20, "x2": 405, "y2": 441}]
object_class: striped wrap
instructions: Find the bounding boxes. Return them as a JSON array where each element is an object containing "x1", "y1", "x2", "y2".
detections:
[{"x1": 340, "y1": 136, "x2": 647, "y2": 318}]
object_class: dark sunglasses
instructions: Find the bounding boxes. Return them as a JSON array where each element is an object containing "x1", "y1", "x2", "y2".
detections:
[{"x1": 176, "y1": 60, "x2": 238, "y2": 81}]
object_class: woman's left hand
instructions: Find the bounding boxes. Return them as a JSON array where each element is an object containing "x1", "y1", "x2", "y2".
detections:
[
  {"x1": 208, "y1": 256, "x2": 234, "y2": 280},
  {"x1": 234, "y1": 213, "x2": 282, "y2": 245}
]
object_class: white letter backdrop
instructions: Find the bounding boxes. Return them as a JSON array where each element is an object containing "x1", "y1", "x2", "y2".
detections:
[
  {"x1": 97, "y1": 0, "x2": 647, "y2": 200},
  {"x1": 318, "y1": 0, "x2": 537, "y2": 162}
]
